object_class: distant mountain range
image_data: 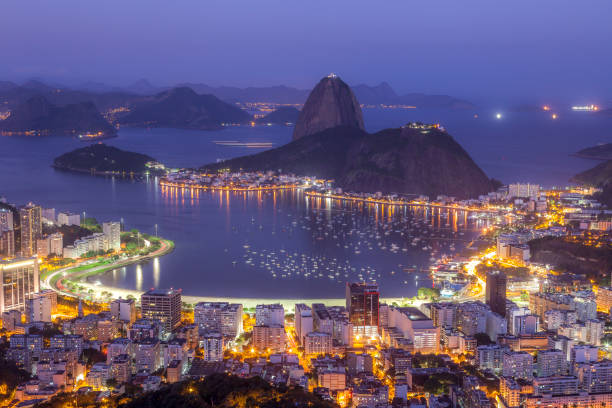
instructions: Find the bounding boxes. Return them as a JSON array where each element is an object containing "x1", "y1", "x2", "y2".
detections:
[
  {"x1": 0, "y1": 77, "x2": 477, "y2": 138},
  {"x1": 168, "y1": 80, "x2": 476, "y2": 108},
  {"x1": 0, "y1": 79, "x2": 137, "y2": 111},
  {"x1": 117, "y1": 87, "x2": 251, "y2": 130},
  {"x1": 0, "y1": 95, "x2": 116, "y2": 138},
  {"x1": 202, "y1": 75, "x2": 494, "y2": 199},
  {"x1": 0, "y1": 78, "x2": 475, "y2": 109}
]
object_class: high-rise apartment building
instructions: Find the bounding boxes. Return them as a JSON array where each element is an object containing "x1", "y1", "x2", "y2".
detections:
[
  {"x1": 0, "y1": 208, "x2": 14, "y2": 232},
  {"x1": 575, "y1": 360, "x2": 612, "y2": 393},
  {"x1": 19, "y1": 204, "x2": 41, "y2": 257},
  {"x1": 508, "y1": 183, "x2": 540, "y2": 199},
  {"x1": 252, "y1": 324, "x2": 285, "y2": 353},
  {"x1": 294, "y1": 304, "x2": 313, "y2": 345},
  {"x1": 0, "y1": 229, "x2": 15, "y2": 258},
  {"x1": 110, "y1": 298, "x2": 136, "y2": 324},
  {"x1": 36, "y1": 233, "x2": 63, "y2": 258},
  {"x1": 536, "y1": 349, "x2": 567, "y2": 377},
  {"x1": 102, "y1": 222, "x2": 121, "y2": 251},
  {"x1": 304, "y1": 332, "x2": 332, "y2": 355},
  {"x1": 140, "y1": 289, "x2": 182, "y2": 332},
  {"x1": 194, "y1": 302, "x2": 243, "y2": 338},
  {"x1": 346, "y1": 282, "x2": 379, "y2": 337},
  {"x1": 0, "y1": 257, "x2": 39, "y2": 313},
  {"x1": 502, "y1": 350, "x2": 534, "y2": 380},
  {"x1": 430, "y1": 303, "x2": 457, "y2": 329},
  {"x1": 597, "y1": 287, "x2": 612, "y2": 313},
  {"x1": 255, "y1": 304, "x2": 284, "y2": 327},
  {"x1": 486, "y1": 271, "x2": 507, "y2": 317},
  {"x1": 57, "y1": 212, "x2": 80, "y2": 227},
  {"x1": 477, "y1": 344, "x2": 504, "y2": 371},
  {"x1": 27, "y1": 290, "x2": 57, "y2": 323},
  {"x1": 199, "y1": 332, "x2": 224, "y2": 361}
]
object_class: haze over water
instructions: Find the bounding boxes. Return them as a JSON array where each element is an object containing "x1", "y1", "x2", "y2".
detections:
[{"x1": 0, "y1": 108, "x2": 608, "y2": 298}]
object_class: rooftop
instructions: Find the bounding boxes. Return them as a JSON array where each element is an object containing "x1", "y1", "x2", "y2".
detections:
[
  {"x1": 143, "y1": 288, "x2": 181, "y2": 296},
  {"x1": 399, "y1": 307, "x2": 430, "y2": 321}
]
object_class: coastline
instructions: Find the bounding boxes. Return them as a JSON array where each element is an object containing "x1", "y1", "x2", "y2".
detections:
[
  {"x1": 43, "y1": 237, "x2": 420, "y2": 309},
  {"x1": 51, "y1": 164, "x2": 156, "y2": 178},
  {"x1": 43, "y1": 238, "x2": 175, "y2": 299},
  {"x1": 0, "y1": 130, "x2": 117, "y2": 139}
]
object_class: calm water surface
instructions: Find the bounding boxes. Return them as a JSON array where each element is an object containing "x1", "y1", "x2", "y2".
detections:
[{"x1": 0, "y1": 108, "x2": 609, "y2": 298}]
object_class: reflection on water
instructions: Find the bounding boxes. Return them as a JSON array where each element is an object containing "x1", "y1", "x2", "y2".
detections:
[
  {"x1": 135, "y1": 264, "x2": 143, "y2": 291},
  {"x1": 0, "y1": 109, "x2": 607, "y2": 298},
  {"x1": 95, "y1": 186, "x2": 491, "y2": 298},
  {"x1": 153, "y1": 258, "x2": 160, "y2": 288}
]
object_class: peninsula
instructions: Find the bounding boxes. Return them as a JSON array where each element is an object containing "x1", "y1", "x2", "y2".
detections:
[
  {"x1": 0, "y1": 95, "x2": 116, "y2": 138},
  {"x1": 202, "y1": 75, "x2": 495, "y2": 199}
]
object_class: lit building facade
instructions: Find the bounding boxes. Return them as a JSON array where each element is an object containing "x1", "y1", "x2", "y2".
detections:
[
  {"x1": 0, "y1": 257, "x2": 39, "y2": 313},
  {"x1": 102, "y1": 222, "x2": 121, "y2": 251},
  {"x1": 486, "y1": 271, "x2": 507, "y2": 317},
  {"x1": 140, "y1": 289, "x2": 182, "y2": 332},
  {"x1": 194, "y1": 302, "x2": 243, "y2": 338},
  {"x1": 19, "y1": 204, "x2": 42, "y2": 257},
  {"x1": 346, "y1": 282, "x2": 379, "y2": 337}
]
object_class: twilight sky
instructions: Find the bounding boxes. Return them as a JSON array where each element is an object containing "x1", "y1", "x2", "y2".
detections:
[{"x1": 2, "y1": 0, "x2": 611, "y2": 103}]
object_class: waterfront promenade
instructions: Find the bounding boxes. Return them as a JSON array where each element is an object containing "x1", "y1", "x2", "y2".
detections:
[
  {"x1": 304, "y1": 191, "x2": 499, "y2": 213},
  {"x1": 42, "y1": 238, "x2": 174, "y2": 300},
  {"x1": 159, "y1": 179, "x2": 299, "y2": 192}
]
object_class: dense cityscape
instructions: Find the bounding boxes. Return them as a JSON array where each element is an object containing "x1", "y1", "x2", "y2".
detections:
[
  {"x1": 0, "y1": 177, "x2": 610, "y2": 408},
  {"x1": 2, "y1": 2, "x2": 612, "y2": 408}
]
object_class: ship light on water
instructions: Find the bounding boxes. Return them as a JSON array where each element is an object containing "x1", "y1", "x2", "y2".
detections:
[
  {"x1": 495, "y1": 113, "x2": 502, "y2": 119},
  {"x1": 572, "y1": 104, "x2": 599, "y2": 111}
]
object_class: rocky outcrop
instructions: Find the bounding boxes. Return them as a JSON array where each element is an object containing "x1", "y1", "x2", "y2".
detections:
[
  {"x1": 292, "y1": 74, "x2": 364, "y2": 141},
  {"x1": 202, "y1": 74, "x2": 492, "y2": 199},
  {"x1": 572, "y1": 159, "x2": 612, "y2": 187},
  {"x1": 118, "y1": 87, "x2": 251, "y2": 130},
  {"x1": 572, "y1": 159, "x2": 612, "y2": 207},
  {"x1": 573, "y1": 143, "x2": 612, "y2": 161},
  {"x1": 202, "y1": 124, "x2": 494, "y2": 199},
  {"x1": 0, "y1": 95, "x2": 116, "y2": 137},
  {"x1": 339, "y1": 125, "x2": 493, "y2": 198}
]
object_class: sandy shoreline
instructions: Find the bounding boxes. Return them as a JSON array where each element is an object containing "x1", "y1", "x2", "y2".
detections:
[
  {"x1": 49, "y1": 238, "x2": 416, "y2": 310},
  {"x1": 77, "y1": 279, "x2": 414, "y2": 309},
  {"x1": 70, "y1": 275, "x2": 417, "y2": 309}
]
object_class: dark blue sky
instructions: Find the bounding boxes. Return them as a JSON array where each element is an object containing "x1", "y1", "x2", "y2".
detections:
[{"x1": 3, "y1": 0, "x2": 611, "y2": 103}]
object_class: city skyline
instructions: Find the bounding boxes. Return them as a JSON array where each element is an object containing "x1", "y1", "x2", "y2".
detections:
[{"x1": 1, "y1": 1, "x2": 612, "y2": 407}]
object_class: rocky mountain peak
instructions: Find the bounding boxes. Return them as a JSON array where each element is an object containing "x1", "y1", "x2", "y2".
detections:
[{"x1": 292, "y1": 74, "x2": 365, "y2": 141}]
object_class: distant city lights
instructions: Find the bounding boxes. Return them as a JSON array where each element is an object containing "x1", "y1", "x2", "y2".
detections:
[
  {"x1": 542, "y1": 105, "x2": 551, "y2": 111},
  {"x1": 552, "y1": 113, "x2": 558, "y2": 119},
  {"x1": 495, "y1": 113, "x2": 502, "y2": 119}
]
